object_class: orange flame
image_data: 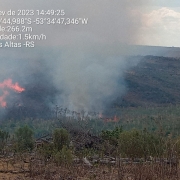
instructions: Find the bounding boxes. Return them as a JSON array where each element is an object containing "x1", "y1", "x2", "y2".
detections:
[
  {"x1": 0, "y1": 79, "x2": 25, "y2": 107},
  {"x1": 0, "y1": 79, "x2": 25, "y2": 93},
  {"x1": 103, "y1": 115, "x2": 120, "y2": 123},
  {"x1": 0, "y1": 91, "x2": 9, "y2": 107}
]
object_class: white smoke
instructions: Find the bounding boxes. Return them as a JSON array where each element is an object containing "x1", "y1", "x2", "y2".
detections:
[{"x1": 0, "y1": 0, "x2": 150, "y2": 113}]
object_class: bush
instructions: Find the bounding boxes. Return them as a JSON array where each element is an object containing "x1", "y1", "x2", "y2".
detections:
[
  {"x1": 38, "y1": 143, "x2": 55, "y2": 164},
  {"x1": 0, "y1": 130, "x2": 9, "y2": 153},
  {"x1": 54, "y1": 145, "x2": 73, "y2": 166},
  {"x1": 53, "y1": 128, "x2": 69, "y2": 151},
  {"x1": 101, "y1": 126, "x2": 123, "y2": 146},
  {"x1": 15, "y1": 125, "x2": 34, "y2": 152},
  {"x1": 118, "y1": 129, "x2": 164, "y2": 159}
]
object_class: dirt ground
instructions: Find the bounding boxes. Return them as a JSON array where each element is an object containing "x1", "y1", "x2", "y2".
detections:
[{"x1": 0, "y1": 158, "x2": 179, "y2": 180}]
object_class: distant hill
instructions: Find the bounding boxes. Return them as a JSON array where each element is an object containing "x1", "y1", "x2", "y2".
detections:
[
  {"x1": 116, "y1": 55, "x2": 180, "y2": 107},
  {"x1": 130, "y1": 45, "x2": 180, "y2": 58}
]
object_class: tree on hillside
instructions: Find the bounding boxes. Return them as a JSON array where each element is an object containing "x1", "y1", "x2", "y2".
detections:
[
  {"x1": 53, "y1": 128, "x2": 69, "y2": 151},
  {"x1": 15, "y1": 125, "x2": 34, "y2": 152}
]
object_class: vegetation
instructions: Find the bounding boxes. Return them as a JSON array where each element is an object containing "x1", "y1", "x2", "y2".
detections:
[
  {"x1": 0, "y1": 56, "x2": 180, "y2": 178},
  {"x1": 101, "y1": 126, "x2": 123, "y2": 146},
  {"x1": 53, "y1": 128, "x2": 69, "y2": 151},
  {"x1": 0, "y1": 130, "x2": 9, "y2": 153},
  {"x1": 0, "y1": 124, "x2": 180, "y2": 179},
  {"x1": 118, "y1": 128, "x2": 164, "y2": 160},
  {"x1": 54, "y1": 145, "x2": 73, "y2": 166},
  {"x1": 2, "y1": 104, "x2": 180, "y2": 139},
  {"x1": 118, "y1": 56, "x2": 180, "y2": 107},
  {"x1": 15, "y1": 125, "x2": 34, "y2": 152}
]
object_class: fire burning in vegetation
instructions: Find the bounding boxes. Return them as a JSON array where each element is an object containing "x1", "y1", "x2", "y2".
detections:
[
  {"x1": 0, "y1": 79, "x2": 25, "y2": 93},
  {"x1": 98, "y1": 112, "x2": 119, "y2": 122},
  {"x1": 0, "y1": 79, "x2": 25, "y2": 107},
  {"x1": 103, "y1": 115, "x2": 119, "y2": 123}
]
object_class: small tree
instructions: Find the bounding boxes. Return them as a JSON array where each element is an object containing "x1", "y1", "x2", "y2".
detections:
[
  {"x1": 118, "y1": 129, "x2": 143, "y2": 159},
  {"x1": 53, "y1": 128, "x2": 69, "y2": 151},
  {"x1": 0, "y1": 130, "x2": 9, "y2": 154},
  {"x1": 118, "y1": 129, "x2": 164, "y2": 160},
  {"x1": 101, "y1": 126, "x2": 123, "y2": 146},
  {"x1": 54, "y1": 145, "x2": 73, "y2": 166},
  {"x1": 15, "y1": 125, "x2": 34, "y2": 152},
  {"x1": 38, "y1": 143, "x2": 55, "y2": 165}
]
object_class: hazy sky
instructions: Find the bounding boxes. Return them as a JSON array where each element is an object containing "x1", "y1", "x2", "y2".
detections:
[
  {"x1": 0, "y1": 0, "x2": 180, "y2": 47},
  {"x1": 0, "y1": 0, "x2": 180, "y2": 46},
  {"x1": 135, "y1": 2, "x2": 180, "y2": 47},
  {"x1": 151, "y1": 1, "x2": 180, "y2": 7}
]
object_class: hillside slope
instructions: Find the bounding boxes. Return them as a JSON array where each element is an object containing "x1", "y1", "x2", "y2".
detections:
[{"x1": 116, "y1": 56, "x2": 180, "y2": 107}]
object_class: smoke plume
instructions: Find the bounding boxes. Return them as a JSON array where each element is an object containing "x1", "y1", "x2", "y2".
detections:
[{"x1": 0, "y1": 0, "x2": 149, "y2": 118}]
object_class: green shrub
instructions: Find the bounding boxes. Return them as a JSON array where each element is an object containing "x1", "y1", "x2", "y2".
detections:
[
  {"x1": 38, "y1": 143, "x2": 55, "y2": 163},
  {"x1": 54, "y1": 145, "x2": 73, "y2": 166},
  {"x1": 53, "y1": 128, "x2": 69, "y2": 151},
  {"x1": 101, "y1": 126, "x2": 123, "y2": 146},
  {"x1": 15, "y1": 125, "x2": 34, "y2": 152},
  {"x1": 118, "y1": 129, "x2": 164, "y2": 159},
  {"x1": 0, "y1": 130, "x2": 9, "y2": 153}
]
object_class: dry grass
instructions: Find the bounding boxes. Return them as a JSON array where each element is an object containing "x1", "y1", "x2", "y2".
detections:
[{"x1": 0, "y1": 157, "x2": 179, "y2": 180}]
